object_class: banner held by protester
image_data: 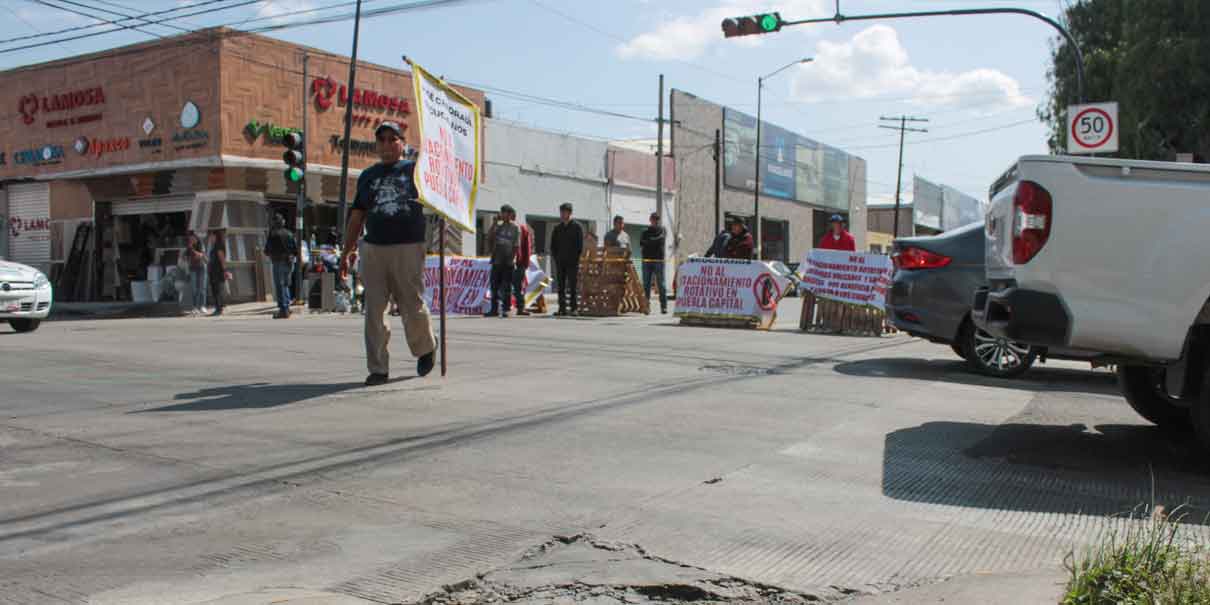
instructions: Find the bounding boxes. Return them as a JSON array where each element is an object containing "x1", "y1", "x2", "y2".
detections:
[
  {"x1": 800, "y1": 249, "x2": 892, "y2": 310},
  {"x1": 674, "y1": 257, "x2": 789, "y2": 329},
  {"x1": 406, "y1": 57, "x2": 483, "y2": 377}
]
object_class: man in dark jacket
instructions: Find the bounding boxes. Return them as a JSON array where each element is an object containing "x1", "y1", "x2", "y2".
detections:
[
  {"x1": 705, "y1": 215, "x2": 736, "y2": 257},
  {"x1": 486, "y1": 204, "x2": 521, "y2": 318},
  {"x1": 549, "y1": 202, "x2": 584, "y2": 316},
  {"x1": 639, "y1": 212, "x2": 668, "y2": 314},
  {"x1": 724, "y1": 220, "x2": 755, "y2": 259},
  {"x1": 264, "y1": 213, "x2": 298, "y2": 319}
]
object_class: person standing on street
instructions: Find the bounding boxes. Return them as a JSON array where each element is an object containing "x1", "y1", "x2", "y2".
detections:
[
  {"x1": 207, "y1": 229, "x2": 231, "y2": 316},
  {"x1": 509, "y1": 208, "x2": 534, "y2": 316},
  {"x1": 723, "y1": 220, "x2": 754, "y2": 260},
  {"x1": 817, "y1": 214, "x2": 857, "y2": 251},
  {"x1": 339, "y1": 121, "x2": 436, "y2": 386},
  {"x1": 550, "y1": 202, "x2": 583, "y2": 316},
  {"x1": 640, "y1": 212, "x2": 668, "y2": 314},
  {"x1": 186, "y1": 232, "x2": 208, "y2": 316},
  {"x1": 265, "y1": 213, "x2": 298, "y2": 319},
  {"x1": 603, "y1": 215, "x2": 630, "y2": 251},
  {"x1": 485, "y1": 205, "x2": 520, "y2": 318},
  {"x1": 705, "y1": 215, "x2": 735, "y2": 258}
]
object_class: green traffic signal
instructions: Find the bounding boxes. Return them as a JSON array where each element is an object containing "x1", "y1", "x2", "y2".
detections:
[
  {"x1": 286, "y1": 167, "x2": 304, "y2": 182},
  {"x1": 760, "y1": 14, "x2": 778, "y2": 31}
]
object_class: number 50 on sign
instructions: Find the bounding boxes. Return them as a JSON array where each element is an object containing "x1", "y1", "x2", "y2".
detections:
[{"x1": 1067, "y1": 101, "x2": 1118, "y2": 154}]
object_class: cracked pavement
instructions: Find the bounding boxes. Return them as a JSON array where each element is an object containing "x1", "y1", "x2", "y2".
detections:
[{"x1": 4, "y1": 299, "x2": 1210, "y2": 604}]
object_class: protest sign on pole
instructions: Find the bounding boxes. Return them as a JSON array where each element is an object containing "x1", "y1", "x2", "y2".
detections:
[
  {"x1": 673, "y1": 258, "x2": 789, "y2": 329},
  {"x1": 800, "y1": 249, "x2": 893, "y2": 310},
  {"x1": 409, "y1": 60, "x2": 479, "y2": 232},
  {"x1": 407, "y1": 57, "x2": 482, "y2": 377}
]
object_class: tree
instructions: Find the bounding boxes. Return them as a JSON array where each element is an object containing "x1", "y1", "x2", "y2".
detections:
[{"x1": 1040, "y1": 0, "x2": 1210, "y2": 160}]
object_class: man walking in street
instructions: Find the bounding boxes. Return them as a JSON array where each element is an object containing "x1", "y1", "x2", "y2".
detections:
[
  {"x1": 508, "y1": 207, "x2": 534, "y2": 316},
  {"x1": 264, "y1": 213, "x2": 297, "y2": 319},
  {"x1": 640, "y1": 212, "x2": 668, "y2": 314},
  {"x1": 485, "y1": 205, "x2": 520, "y2": 318},
  {"x1": 817, "y1": 214, "x2": 857, "y2": 251},
  {"x1": 550, "y1": 202, "x2": 583, "y2": 316},
  {"x1": 603, "y1": 215, "x2": 630, "y2": 251},
  {"x1": 340, "y1": 121, "x2": 436, "y2": 386}
]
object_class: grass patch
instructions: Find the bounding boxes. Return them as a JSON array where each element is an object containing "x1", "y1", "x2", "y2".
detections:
[{"x1": 1063, "y1": 507, "x2": 1210, "y2": 604}]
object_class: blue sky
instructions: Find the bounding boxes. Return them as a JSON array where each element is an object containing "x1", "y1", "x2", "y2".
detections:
[{"x1": 0, "y1": 0, "x2": 1071, "y2": 204}]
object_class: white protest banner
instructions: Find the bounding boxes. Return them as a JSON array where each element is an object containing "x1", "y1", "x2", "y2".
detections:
[
  {"x1": 411, "y1": 61, "x2": 479, "y2": 232},
  {"x1": 800, "y1": 249, "x2": 893, "y2": 310},
  {"x1": 674, "y1": 257, "x2": 789, "y2": 329},
  {"x1": 423, "y1": 256, "x2": 491, "y2": 315},
  {"x1": 422, "y1": 255, "x2": 548, "y2": 314}
]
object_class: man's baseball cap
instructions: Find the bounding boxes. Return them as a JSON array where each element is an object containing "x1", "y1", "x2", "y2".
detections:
[
  {"x1": 829, "y1": 214, "x2": 844, "y2": 223},
  {"x1": 375, "y1": 121, "x2": 403, "y2": 138},
  {"x1": 559, "y1": 202, "x2": 573, "y2": 212}
]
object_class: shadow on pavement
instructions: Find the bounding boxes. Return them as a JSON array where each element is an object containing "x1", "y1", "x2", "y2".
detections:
[
  {"x1": 834, "y1": 357, "x2": 1119, "y2": 396},
  {"x1": 882, "y1": 420, "x2": 1210, "y2": 524},
  {"x1": 138, "y1": 381, "x2": 369, "y2": 412}
]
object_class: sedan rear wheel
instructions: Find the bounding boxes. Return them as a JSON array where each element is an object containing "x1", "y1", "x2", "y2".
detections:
[{"x1": 963, "y1": 326, "x2": 1037, "y2": 378}]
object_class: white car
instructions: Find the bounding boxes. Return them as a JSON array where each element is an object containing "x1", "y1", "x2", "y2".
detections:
[{"x1": 0, "y1": 260, "x2": 52, "y2": 332}]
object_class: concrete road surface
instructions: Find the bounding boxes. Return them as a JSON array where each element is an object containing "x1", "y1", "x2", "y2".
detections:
[{"x1": 2, "y1": 299, "x2": 1209, "y2": 604}]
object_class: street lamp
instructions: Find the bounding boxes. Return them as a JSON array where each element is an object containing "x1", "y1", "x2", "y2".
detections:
[{"x1": 754, "y1": 57, "x2": 812, "y2": 259}]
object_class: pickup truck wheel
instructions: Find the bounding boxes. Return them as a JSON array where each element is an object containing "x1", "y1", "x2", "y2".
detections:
[
  {"x1": 963, "y1": 326, "x2": 1037, "y2": 378},
  {"x1": 951, "y1": 343, "x2": 968, "y2": 360},
  {"x1": 9, "y1": 319, "x2": 40, "y2": 333},
  {"x1": 1117, "y1": 365, "x2": 1191, "y2": 431}
]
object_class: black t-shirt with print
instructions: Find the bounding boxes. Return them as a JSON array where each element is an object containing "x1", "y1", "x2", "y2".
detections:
[{"x1": 353, "y1": 160, "x2": 427, "y2": 245}]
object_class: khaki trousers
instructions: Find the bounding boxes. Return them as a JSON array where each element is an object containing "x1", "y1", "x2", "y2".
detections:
[{"x1": 361, "y1": 242, "x2": 436, "y2": 375}]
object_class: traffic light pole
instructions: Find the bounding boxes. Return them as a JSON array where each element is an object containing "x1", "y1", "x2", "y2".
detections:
[
  {"x1": 778, "y1": 5, "x2": 1085, "y2": 103},
  {"x1": 336, "y1": 0, "x2": 363, "y2": 241},
  {"x1": 296, "y1": 53, "x2": 308, "y2": 308}
]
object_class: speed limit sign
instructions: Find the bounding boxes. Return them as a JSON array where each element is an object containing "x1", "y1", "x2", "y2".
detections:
[{"x1": 1067, "y1": 102, "x2": 1118, "y2": 154}]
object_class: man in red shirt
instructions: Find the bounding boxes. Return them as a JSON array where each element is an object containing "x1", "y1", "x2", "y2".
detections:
[
  {"x1": 509, "y1": 207, "x2": 535, "y2": 316},
  {"x1": 817, "y1": 214, "x2": 856, "y2": 251}
]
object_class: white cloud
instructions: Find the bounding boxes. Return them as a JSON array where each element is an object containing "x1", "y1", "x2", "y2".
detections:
[
  {"x1": 790, "y1": 25, "x2": 1032, "y2": 110},
  {"x1": 256, "y1": 0, "x2": 317, "y2": 25},
  {"x1": 617, "y1": 0, "x2": 829, "y2": 61}
]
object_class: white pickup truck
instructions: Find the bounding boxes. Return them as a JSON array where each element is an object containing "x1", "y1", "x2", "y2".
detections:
[{"x1": 973, "y1": 154, "x2": 1210, "y2": 449}]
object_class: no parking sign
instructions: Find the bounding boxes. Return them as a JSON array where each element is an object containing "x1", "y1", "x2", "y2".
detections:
[{"x1": 1067, "y1": 102, "x2": 1118, "y2": 154}]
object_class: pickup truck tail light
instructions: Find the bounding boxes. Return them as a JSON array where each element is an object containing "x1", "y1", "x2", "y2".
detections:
[
  {"x1": 892, "y1": 246, "x2": 952, "y2": 270},
  {"x1": 1012, "y1": 180, "x2": 1053, "y2": 264}
]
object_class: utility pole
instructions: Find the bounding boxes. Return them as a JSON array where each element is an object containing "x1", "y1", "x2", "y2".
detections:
[
  {"x1": 879, "y1": 115, "x2": 928, "y2": 238},
  {"x1": 713, "y1": 128, "x2": 722, "y2": 237},
  {"x1": 656, "y1": 74, "x2": 664, "y2": 218},
  {"x1": 336, "y1": 0, "x2": 363, "y2": 240},
  {"x1": 296, "y1": 53, "x2": 308, "y2": 308}
]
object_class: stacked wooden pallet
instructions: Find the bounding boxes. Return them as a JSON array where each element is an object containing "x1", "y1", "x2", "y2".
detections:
[
  {"x1": 799, "y1": 291, "x2": 895, "y2": 336},
  {"x1": 576, "y1": 247, "x2": 650, "y2": 317}
]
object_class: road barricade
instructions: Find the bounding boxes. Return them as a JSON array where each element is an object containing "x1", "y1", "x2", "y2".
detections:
[
  {"x1": 577, "y1": 247, "x2": 649, "y2": 316},
  {"x1": 798, "y1": 249, "x2": 894, "y2": 336},
  {"x1": 673, "y1": 257, "x2": 789, "y2": 330}
]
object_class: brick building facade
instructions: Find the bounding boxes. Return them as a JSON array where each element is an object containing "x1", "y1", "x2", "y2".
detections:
[{"x1": 0, "y1": 28, "x2": 485, "y2": 303}]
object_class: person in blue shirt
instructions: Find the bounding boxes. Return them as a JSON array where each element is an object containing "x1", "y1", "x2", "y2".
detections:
[{"x1": 339, "y1": 121, "x2": 436, "y2": 386}]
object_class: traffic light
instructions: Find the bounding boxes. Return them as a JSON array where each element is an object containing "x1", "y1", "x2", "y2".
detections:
[
  {"x1": 721, "y1": 12, "x2": 782, "y2": 37},
  {"x1": 282, "y1": 131, "x2": 305, "y2": 183}
]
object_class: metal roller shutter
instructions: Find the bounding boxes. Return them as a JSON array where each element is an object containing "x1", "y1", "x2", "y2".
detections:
[
  {"x1": 111, "y1": 196, "x2": 194, "y2": 216},
  {"x1": 7, "y1": 182, "x2": 51, "y2": 271}
]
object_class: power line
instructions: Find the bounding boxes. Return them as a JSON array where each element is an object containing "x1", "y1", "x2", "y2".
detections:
[
  {"x1": 0, "y1": 0, "x2": 263, "y2": 54},
  {"x1": 847, "y1": 118, "x2": 1036, "y2": 150},
  {"x1": 25, "y1": 0, "x2": 171, "y2": 40},
  {"x1": 0, "y1": 2, "x2": 77, "y2": 55},
  {"x1": 0, "y1": 0, "x2": 243, "y2": 45},
  {"x1": 44, "y1": 0, "x2": 191, "y2": 32}
]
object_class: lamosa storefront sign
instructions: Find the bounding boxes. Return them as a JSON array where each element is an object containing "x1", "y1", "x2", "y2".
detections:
[
  {"x1": 311, "y1": 76, "x2": 411, "y2": 123},
  {"x1": 9, "y1": 216, "x2": 49, "y2": 239},
  {"x1": 18, "y1": 86, "x2": 106, "y2": 126}
]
